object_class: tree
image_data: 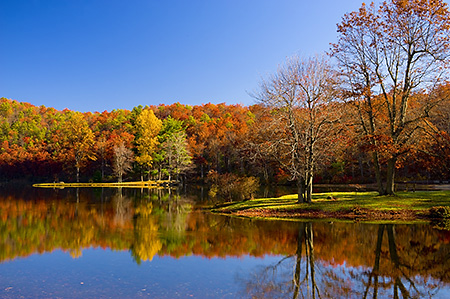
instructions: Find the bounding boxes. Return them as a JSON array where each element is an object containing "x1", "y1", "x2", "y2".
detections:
[
  {"x1": 61, "y1": 111, "x2": 96, "y2": 182},
  {"x1": 255, "y1": 56, "x2": 341, "y2": 203},
  {"x1": 332, "y1": 0, "x2": 450, "y2": 194},
  {"x1": 112, "y1": 142, "x2": 134, "y2": 183},
  {"x1": 157, "y1": 116, "x2": 186, "y2": 181},
  {"x1": 134, "y1": 109, "x2": 162, "y2": 180},
  {"x1": 162, "y1": 131, "x2": 192, "y2": 181}
]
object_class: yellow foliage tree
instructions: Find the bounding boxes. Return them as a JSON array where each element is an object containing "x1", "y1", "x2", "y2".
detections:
[
  {"x1": 135, "y1": 109, "x2": 162, "y2": 180},
  {"x1": 61, "y1": 112, "x2": 96, "y2": 182}
]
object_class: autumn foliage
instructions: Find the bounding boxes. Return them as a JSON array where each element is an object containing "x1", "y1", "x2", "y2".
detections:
[{"x1": 0, "y1": 94, "x2": 449, "y2": 185}]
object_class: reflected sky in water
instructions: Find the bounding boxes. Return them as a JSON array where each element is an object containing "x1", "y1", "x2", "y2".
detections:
[{"x1": 1, "y1": 249, "x2": 283, "y2": 298}]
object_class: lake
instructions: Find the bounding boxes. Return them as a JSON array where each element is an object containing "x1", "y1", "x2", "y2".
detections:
[{"x1": 1, "y1": 185, "x2": 450, "y2": 298}]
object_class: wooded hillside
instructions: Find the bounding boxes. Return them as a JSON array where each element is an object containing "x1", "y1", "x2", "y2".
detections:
[{"x1": 1, "y1": 95, "x2": 449, "y2": 185}]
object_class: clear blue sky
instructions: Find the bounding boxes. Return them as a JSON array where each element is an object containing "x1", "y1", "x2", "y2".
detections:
[{"x1": 1, "y1": 0, "x2": 368, "y2": 112}]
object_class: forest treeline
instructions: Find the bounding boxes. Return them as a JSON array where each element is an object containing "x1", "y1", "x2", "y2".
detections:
[{"x1": 0, "y1": 94, "x2": 449, "y2": 185}]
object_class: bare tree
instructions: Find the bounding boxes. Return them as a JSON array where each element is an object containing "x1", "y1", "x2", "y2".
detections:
[
  {"x1": 332, "y1": 0, "x2": 450, "y2": 194},
  {"x1": 113, "y1": 142, "x2": 134, "y2": 183},
  {"x1": 255, "y1": 55, "x2": 341, "y2": 203},
  {"x1": 243, "y1": 106, "x2": 279, "y2": 184}
]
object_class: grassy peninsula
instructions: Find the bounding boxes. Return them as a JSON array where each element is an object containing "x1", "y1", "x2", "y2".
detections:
[{"x1": 212, "y1": 191, "x2": 450, "y2": 223}]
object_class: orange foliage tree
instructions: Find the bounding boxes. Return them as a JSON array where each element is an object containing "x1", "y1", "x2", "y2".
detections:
[{"x1": 332, "y1": 0, "x2": 450, "y2": 194}]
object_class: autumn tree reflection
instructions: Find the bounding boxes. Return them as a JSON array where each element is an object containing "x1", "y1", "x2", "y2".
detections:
[
  {"x1": 292, "y1": 223, "x2": 318, "y2": 298},
  {"x1": 359, "y1": 224, "x2": 450, "y2": 298},
  {"x1": 1, "y1": 187, "x2": 450, "y2": 297},
  {"x1": 241, "y1": 222, "x2": 339, "y2": 298},
  {"x1": 241, "y1": 222, "x2": 450, "y2": 298},
  {"x1": 112, "y1": 188, "x2": 132, "y2": 227},
  {"x1": 130, "y1": 200, "x2": 162, "y2": 264}
]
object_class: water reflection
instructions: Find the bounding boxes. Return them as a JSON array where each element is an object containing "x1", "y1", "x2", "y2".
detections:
[
  {"x1": 240, "y1": 222, "x2": 450, "y2": 298},
  {"x1": 1, "y1": 186, "x2": 450, "y2": 298}
]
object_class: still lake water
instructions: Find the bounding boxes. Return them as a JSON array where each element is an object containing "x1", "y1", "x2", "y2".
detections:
[{"x1": 1, "y1": 185, "x2": 450, "y2": 298}]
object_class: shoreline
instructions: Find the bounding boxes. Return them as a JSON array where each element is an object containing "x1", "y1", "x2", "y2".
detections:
[
  {"x1": 211, "y1": 191, "x2": 450, "y2": 223},
  {"x1": 32, "y1": 180, "x2": 177, "y2": 188},
  {"x1": 224, "y1": 207, "x2": 426, "y2": 222}
]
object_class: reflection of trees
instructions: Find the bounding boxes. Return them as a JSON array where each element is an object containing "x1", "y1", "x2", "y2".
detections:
[
  {"x1": 362, "y1": 225, "x2": 384, "y2": 298},
  {"x1": 241, "y1": 223, "x2": 450, "y2": 298},
  {"x1": 2, "y1": 186, "x2": 450, "y2": 296},
  {"x1": 130, "y1": 200, "x2": 162, "y2": 264},
  {"x1": 360, "y1": 224, "x2": 449, "y2": 298},
  {"x1": 128, "y1": 188, "x2": 194, "y2": 264},
  {"x1": 153, "y1": 188, "x2": 192, "y2": 255},
  {"x1": 112, "y1": 188, "x2": 132, "y2": 227},
  {"x1": 293, "y1": 223, "x2": 318, "y2": 299},
  {"x1": 241, "y1": 222, "x2": 334, "y2": 299}
]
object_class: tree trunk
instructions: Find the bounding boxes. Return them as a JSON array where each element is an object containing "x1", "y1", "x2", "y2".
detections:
[
  {"x1": 76, "y1": 166, "x2": 80, "y2": 183},
  {"x1": 101, "y1": 156, "x2": 105, "y2": 181},
  {"x1": 297, "y1": 177, "x2": 305, "y2": 203},
  {"x1": 305, "y1": 171, "x2": 313, "y2": 203},
  {"x1": 385, "y1": 157, "x2": 397, "y2": 195},
  {"x1": 372, "y1": 152, "x2": 384, "y2": 195},
  {"x1": 358, "y1": 154, "x2": 364, "y2": 178},
  {"x1": 263, "y1": 164, "x2": 269, "y2": 184}
]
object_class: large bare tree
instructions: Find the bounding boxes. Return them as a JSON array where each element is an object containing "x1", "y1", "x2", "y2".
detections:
[
  {"x1": 256, "y1": 56, "x2": 341, "y2": 203},
  {"x1": 332, "y1": 0, "x2": 450, "y2": 194},
  {"x1": 113, "y1": 142, "x2": 134, "y2": 183}
]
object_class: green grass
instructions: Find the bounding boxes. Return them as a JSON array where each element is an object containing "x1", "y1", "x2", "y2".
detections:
[{"x1": 212, "y1": 191, "x2": 450, "y2": 218}]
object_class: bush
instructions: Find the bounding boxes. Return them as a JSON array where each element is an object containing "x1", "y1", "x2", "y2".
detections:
[
  {"x1": 429, "y1": 206, "x2": 450, "y2": 219},
  {"x1": 206, "y1": 170, "x2": 260, "y2": 202}
]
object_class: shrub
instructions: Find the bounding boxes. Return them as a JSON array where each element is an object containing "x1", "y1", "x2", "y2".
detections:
[
  {"x1": 429, "y1": 206, "x2": 450, "y2": 219},
  {"x1": 206, "y1": 170, "x2": 260, "y2": 202}
]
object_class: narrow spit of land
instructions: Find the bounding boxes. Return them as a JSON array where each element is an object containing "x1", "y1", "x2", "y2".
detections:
[
  {"x1": 211, "y1": 191, "x2": 450, "y2": 222},
  {"x1": 33, "y1": 180, "x2": 175, "y2": 188}
]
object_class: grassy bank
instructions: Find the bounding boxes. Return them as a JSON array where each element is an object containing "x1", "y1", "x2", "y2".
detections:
[
  {"x1": 33, "y1": 180, "x2": 175, "y2": 188},
  {"x1": 211, "y1": 191, "x2": 450, "y2": 223}
]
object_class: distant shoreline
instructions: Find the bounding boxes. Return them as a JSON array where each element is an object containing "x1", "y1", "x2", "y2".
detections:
[{"x1": 33, "y1": 180, "x2": 176, "y2": 188}]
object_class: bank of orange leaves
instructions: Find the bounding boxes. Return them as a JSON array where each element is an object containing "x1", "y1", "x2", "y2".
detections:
[{"x1": 1, "y1": 94, "x2": 450, "y2": 181}]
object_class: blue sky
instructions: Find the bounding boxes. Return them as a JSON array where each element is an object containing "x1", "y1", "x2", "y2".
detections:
[{"x1": 2, "y1": 0, "x2": 369, "y2": 112}]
